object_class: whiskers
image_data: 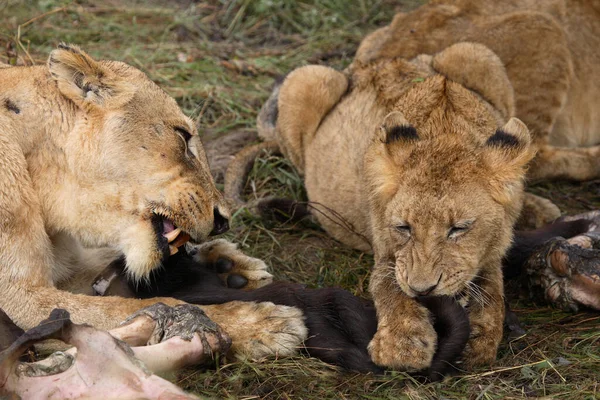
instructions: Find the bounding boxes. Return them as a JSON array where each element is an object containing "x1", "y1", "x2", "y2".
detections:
[{"x1": 463, "y1": 276, "x2": 494, "y2": 308}]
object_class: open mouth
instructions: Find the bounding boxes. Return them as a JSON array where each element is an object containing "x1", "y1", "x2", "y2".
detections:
[{"x1": 153, "y1": 213, "x2": 191, "y2": 256}]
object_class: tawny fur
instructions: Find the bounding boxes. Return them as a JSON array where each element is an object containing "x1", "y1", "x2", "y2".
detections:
[
  {"x1": 251, "y1": 44, "x2": 533, "y2": 369},
  {"x1": 354, "y1": 0, "x2": 600, "y2": 182},
  {"x1": 0, "y1": 44, "x2": 306, "y2": 359},
  {"x1": 231, "y1": 0, "x2": 600, "y2": 370}
]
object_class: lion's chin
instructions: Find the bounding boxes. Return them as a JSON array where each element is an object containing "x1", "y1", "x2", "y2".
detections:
[
  {"x1": 119, "y1": 221, "x2": 169, "y2": 281},
  {"x1": 117, "y1": 216, "x2": 194, "y2": 281}
]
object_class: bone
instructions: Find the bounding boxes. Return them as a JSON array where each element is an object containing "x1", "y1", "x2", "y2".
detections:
[
  {"x1": 567, "y1": 235, "x2": 593, "y2": 249},
  {"x1": 0, "y1": 309, "x2": 200, "y2": 399},
  {"x1": 109, "y1": 313, "x2": 157, "y2": 346},
  {"x1": 116, "y1": 303, "x2": 231, "y2": 371},
  {"x1": 570, "y1": 274, "x2": 600, "y2": 309},
  {"x1": 132, "y1": 333, "x2": 221, "y2": 374}
]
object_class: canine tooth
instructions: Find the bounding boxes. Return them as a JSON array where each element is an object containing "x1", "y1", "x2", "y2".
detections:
[
  {"x1": 169, "y1": 245, "x2": 179, "y2": 255},
  {"x1": 164, "y1": 228, "x2": 182, "y2": 243},
  {"x1": 171, "y1": 232, "x2": 191, "y2": 248}
]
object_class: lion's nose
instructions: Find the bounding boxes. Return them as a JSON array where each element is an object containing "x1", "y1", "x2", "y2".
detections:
[
  {"x1": 210, "y1": 207, "x2": 229, "y2": 236},
  {"x1": 409, "y1": 283, "x2": 438, "y2": 296}
]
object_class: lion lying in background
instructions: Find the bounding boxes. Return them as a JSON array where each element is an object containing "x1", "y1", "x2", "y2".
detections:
[
  {"x1": 225, "y1": 0, "x2": 600, "y2": 370},
  {"x1": 0, "y1": 44, "x2": 306, "y2": 360},
  {"x1": 355, "y1": 0, "x2": 600, "y2": 183}
]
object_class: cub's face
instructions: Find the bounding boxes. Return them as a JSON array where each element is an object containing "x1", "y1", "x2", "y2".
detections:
[
  {"x1": 381, "y1": 181, "x2": 508, "y2": 298},
  {"x1": 48, "y1": 44, "x2": 229, "y2": 279},
  {"x1": 364, "y1": 77, "x2": 534, "y2": 299}
]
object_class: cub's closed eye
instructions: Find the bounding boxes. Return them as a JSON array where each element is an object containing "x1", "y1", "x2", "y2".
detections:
[
  {"x1": 448, "y1": 226, "x2": 467, "y2": 235},
  {"x1": 395, "y1": 224, "x2": 411, "y2": 234},
  {"x1": 447, "y1": 220, "x2": 474, "y2": 239},
  {"x1": 174, "y1": 127, "x2": 192, "y2": 142}
]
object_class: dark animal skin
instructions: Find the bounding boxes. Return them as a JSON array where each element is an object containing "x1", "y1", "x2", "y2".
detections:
[
  {"x1": 92, "y1": 217, "x2": 592, "y2": 380},
  {"x1": 504, "y1": 219, "x2": 592, "y2": 278},
  {"x1": 123, "y1": 251, "x2": 470, "y2": 380},
  {"x1": 0, "y1": 310, "x2": 24, "y2": 353}
]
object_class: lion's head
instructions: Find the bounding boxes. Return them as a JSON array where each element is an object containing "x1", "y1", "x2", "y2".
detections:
[
  {"x1": 41, "y1": 44, "x2": 229, "y2": 279},
  {"x1": 361, "y1": 43, "x2": 535, "y2": 298}
]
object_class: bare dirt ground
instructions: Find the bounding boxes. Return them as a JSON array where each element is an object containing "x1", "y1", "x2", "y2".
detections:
[{"x1": 1, "y1": 1, "x2": 599, "y2": 398}]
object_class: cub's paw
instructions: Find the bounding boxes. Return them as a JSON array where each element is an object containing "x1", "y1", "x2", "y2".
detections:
[
  {"x1": 187, "y1": 239, "x2": 273, "y2": 289},
  {"x1": 462, "y1": 323, "x2": 501, "y2": 368},
  {"x1": 368, "y1": 317, "x2": 437, "y2": 371},
  {"x1": 203, "y1": 301, "x2": 307, "y2": 360}
]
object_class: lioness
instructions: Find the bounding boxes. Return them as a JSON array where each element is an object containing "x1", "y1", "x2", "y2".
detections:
[
  {"x1": 224, "y1": 0, "x2": 600, "y2": 370},
  {"x1": 0, "y1": 44, "x2": 306, "y2": 358},
  {"x1": 355, "y1": 0, "x2": 600, "y2": 185}
]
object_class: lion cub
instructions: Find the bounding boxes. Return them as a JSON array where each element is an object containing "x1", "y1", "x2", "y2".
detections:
[
  {"x1": 244, "y1": 42, "x2": 533, "y2": 370},
  {"x1": 228, "y1": 0, "x2": 600, "y2": 370}
]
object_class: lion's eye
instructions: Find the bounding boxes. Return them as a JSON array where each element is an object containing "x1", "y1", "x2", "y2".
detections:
[
  {"x1": 175, "y1": 127, "x2": 195, "y2": 158},
  {"x1": 175, "y1": 127, "x2": 192, "y2": 142},
  {"x1": 448, "y1": 220, "x2": 474, "y2": 239},
  {"x1": 395, "y1": 224, "x2": 411, "y2": 234},
  {"x1": 448, "y1": 226, "x2": 467, "y2": 237}
]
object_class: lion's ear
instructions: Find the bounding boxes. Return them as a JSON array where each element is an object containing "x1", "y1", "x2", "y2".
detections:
[
  {"x1": 485, "y1": 118, "x2": 535, "y2": 204},
  {"x1": 48, "y1": 43, "x2": 134, "y2": 109},
  {"x1": 432, "y1": 42, "x2": 515, "y2": 120},
  {"x1": 365, "y1": 112, "x2": 418, "y2": 202},
  {"x1": 377, "y1": 111, "x2": 418, "y2": 145},
  {"x1": 277, "y1": 65, "x2": 348, "y2": 171}
]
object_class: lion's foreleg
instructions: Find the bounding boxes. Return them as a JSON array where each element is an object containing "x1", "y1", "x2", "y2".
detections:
[
  {"x1": 462, "y1": 264, "x2": 505, "y2": 367},
  {"x1": 367, "y1": 264, "x2": 437, "y2": 371}
]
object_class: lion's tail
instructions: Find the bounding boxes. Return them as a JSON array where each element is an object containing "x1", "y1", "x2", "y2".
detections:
[
  {"x1": 224, "y1": 141, "x2": 313, "y2": 224},
  {"x1": 225, "y1": 77, "x2": 311, "y2": 221},
  {"x1": 224, "y1": 140, "x2": 280, "y2": 209}
]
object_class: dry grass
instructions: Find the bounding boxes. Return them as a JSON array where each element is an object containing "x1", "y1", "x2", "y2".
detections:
[{"x1": 1, "y1": 1, "x2": 599, "y2": 398}]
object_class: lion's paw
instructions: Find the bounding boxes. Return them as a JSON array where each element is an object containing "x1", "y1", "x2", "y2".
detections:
[
  {"x1": 462, "y1": 323, "x2": 501, "y2": 368},
  {"x1": 368, "y1": 317, "x2": 436, "y2": 371},
  {"x1": 205, "y1": 301, "x2": 307, "y2": 360},
  {"x1": 187, "y1": 239, "x2": 273, "y2": 289},
  {"x1": 517, "y1": 193, "x2": 562, "y2": 230}
]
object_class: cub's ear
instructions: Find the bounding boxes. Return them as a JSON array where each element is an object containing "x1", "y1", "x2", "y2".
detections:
[
  {"x1": 376, "y1": 111, "x2": 418, "y2": 146},
  {"x1": 48, "y1": 43, "x2": 134, "y2": 109},
  {"x1": 366, "y1": 111, "x2": 418, "y2": 202},
  {"x1": 432, "y1": 42, "x2": 515, "y2": 120},
  {"x1": 484, "y1": 118, "x2": 536, "y2": 204},
  {"x1": 277, "y1": 65, "x2": 348, "y2": 171}
]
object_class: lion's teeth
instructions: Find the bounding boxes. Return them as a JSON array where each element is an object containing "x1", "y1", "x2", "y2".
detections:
[
  {"x1": 164, "y1": 227, "x2": 182, "y2": 243},
  {"x1": 171, "y1": 232, "x2": 191, "y2": 249},
  {"x1": 169, "y1": 245, "x2": 179, "y2": 255}
]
